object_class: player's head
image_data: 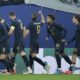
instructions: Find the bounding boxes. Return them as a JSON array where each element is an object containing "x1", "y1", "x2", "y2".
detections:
[
  {"x1": 9, "y1": 12, "x2": 16, "y2": 20},
  {"x1": 72, "y1": 14, "x2": 80, "y2": 25},
  {"x1": 32, "y1": 13, "x2": 38, "y2": 21},
  {"x1": 47, "y1": 14, "x2": 55, "y2": 24}
]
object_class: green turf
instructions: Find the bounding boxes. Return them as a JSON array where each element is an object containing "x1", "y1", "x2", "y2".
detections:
[{"x1": 0, "y1": 74, "x2": 80, "y2": 80}]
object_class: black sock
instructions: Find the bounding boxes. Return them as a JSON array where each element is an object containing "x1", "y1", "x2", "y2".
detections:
[
  {"x1": 22, "y1": 55, "x2": 29, "y2": 67},
  {"x1": 63, "y1": 55, "x2": 72, "y2": 65},
  {"x1": 29, "y1": 55, "x2": 33, "y2": 69},
  {"x1": 7, "y1": 60, "x2": 14, "y2": 72},
  {"x1": 55, "y1": 53, "x2": 61, "y2": 68},
  {"x1": 11, "y1": 56, "x2": 16, "y2": 64},
  {"x1": 33, "y1": 57, "x2": 45, "y2": 67}
]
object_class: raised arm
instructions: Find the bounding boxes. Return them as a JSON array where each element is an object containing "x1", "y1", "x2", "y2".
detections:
[{"x1": 38, "y1": 10, "x2": 45, "y2": 24}]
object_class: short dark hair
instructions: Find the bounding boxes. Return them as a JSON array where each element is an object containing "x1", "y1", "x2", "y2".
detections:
[
  {"x1": 47, "y1": 14, "x2": 55, "y2": 21},
  {"x1": 32, "y1": 13, "x2": 38, "y2": 21},
  {"x1": 74, "y1": 14, "x2": 80, "y2": 22},
  {"x1": 9, "y1": 12, "x2": 16, "y2": 16}
]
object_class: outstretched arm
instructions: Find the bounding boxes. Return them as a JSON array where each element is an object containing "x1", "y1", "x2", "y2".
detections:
[
  {"x1": 39, "y1": 10, "x2": 45, "y2": 24},
  {"x1": 68, "y1": 36, "x2": 75, "y2": 44}
]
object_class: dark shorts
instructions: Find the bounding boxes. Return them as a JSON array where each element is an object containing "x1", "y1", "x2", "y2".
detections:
[
  {"x1": 55, "y1": 40, "x2": 65, "y2": 53},
  {"x1": 0, "y1": 40, "x2": 10, "y2": 54},
  {"x1": 30, "y1": 43, "x2": 39, "y2": 54},
  {"x1": 13, "y1": 40, "x2": 25, "y2": 53}
]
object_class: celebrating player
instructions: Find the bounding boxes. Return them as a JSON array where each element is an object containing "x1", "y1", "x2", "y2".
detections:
[
  {"x1": 68, "y1": 14, "x2": 80, "y2": 73},
  {"x1": 8, "y1": 12, "x2": 32, "y2": 74},
  {"x1": 46, "y1": 14, "x2": 73, "y2": 74},
  {"x1": 25, "y1": 11, "x2": 50, "y2": 74}
]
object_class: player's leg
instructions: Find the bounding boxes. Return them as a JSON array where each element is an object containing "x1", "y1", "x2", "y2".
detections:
[
  {"x1": 54, "y1": 42, "x2": 63, "y2": 74},
  {"x1": 19, "y1": 43, "x2": 32, "y2": 74},
  {"x1": 29, "y1": 50, "x2": 34, "y2": 69},
  {"x1": 60, "y1": 42, "x2": 73, "y2": 66},
  {"x1": 30, "y1": 44, "x2": 50, "y2": 74},
  {"x1": 11, "y1": 42, "x2": 18, "y2": 64},
  {"x1": 69, "y1": 48, "x2": 79, "y2": 71}
]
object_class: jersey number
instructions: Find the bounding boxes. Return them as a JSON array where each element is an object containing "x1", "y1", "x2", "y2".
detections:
[{"x1": 37, "y1": 25, "x2": 40, "y2": 34}]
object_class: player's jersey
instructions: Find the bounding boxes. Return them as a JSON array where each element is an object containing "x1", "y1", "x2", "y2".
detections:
[
  {"x1": 3, "y1": 21, "x2": 10, "y2": 32},
  {"x1": 27, "y1": 21, "x2": 42, "y2": 44},
  {"x1": 75, "y1": 24, "x2": 80, "y2": 41},
  {"x1": 47, "y1": 22, "x2": 67, "y2": 41},
  {"x1": 11, "y1": 19, "x2": 23, "y2": 41},
  {"x1": 0, "y1": 23, "x2": 8, "y2": 43},
  {"x1": 69, "y1": 23, "x2": 80, "y2": 43}
]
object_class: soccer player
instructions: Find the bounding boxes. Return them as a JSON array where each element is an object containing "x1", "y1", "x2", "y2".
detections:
[
  {"x1": 46, "y1": 14, "x2": 73, "y2": 74},
  {"x1": 0, "y1": 17, "x2": 11, "y2": 74},
  {"x1": 68, "y1": 14, "x2": 80, "y2": 72},
  {"x1": 0, "y1": 18, "x2": 10, "y2": 58},
  {"x1": 8, "y1": 12, "x2": 32, "y2": 74},
  {"x1": 0, "y1": 17, "x2": 16, "y2": 74},
  {"x1": 26, "y1": 11, "x2": 50, "y2": 74}
]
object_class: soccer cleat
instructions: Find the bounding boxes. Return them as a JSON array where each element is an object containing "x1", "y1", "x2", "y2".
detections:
[
  {"x1": 0, "y1": 70, "x2": 10, "y2": 74},
  {"x1": 55, "y1": 69, "x2": 63, "y2": 74},
  {"x1": 10, "y1": 64, "x2": 16, "y2": 74},
  {"x1": 23, "y1": 67, "x2": 32, "y2": 74},
  {"x1": 64, "y1": 70, "x2": 72, "y2": 74},
  {"x1": 44, "y1": 64, "x2": 50, "y2": 74}
]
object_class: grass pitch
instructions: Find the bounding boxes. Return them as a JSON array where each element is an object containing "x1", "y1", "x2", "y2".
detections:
[{"x1": 0, "y1": 74, "x2": 80, "y2": 80}]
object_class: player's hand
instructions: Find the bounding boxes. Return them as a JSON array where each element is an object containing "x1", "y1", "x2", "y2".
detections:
[
  {"x1": 65, "y1": 42, "x2": 68, "y2": 45},
  {"x1": 38, "y1": 10, "x2": 42, "y2": 14},
  {"x1": 46, "y1": 37, "x2": 49, "y2": 41},
  {"x1": 62, "y1": 39, "x2": 66, "y2": 42}
]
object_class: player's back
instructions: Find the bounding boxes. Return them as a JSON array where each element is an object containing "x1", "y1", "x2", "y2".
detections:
[
  {"x1": 28, "y1": 21, "x2": 41, "y2": 43},
  {"x1": 11, "y1": 19, "x2": 23, "y2": 40}
]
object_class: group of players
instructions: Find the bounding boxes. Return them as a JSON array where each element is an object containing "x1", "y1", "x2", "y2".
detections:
[{"x1": 0, "y1": 10, "x2": 80, "y2": 74}]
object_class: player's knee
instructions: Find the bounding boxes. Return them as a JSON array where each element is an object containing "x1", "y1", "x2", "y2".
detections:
[
  {"x1": 55, "y1": 53, "x2": 59, "y2": 57},
  {"x1": 20, "y1": 51, "x2": 26, "y2": 56},
  {"x1": 0, "y1": 54, "x2": 6, "y2": 59},
  {"x1": 73, "y1": 50, "x2": 77, "y2": 55},
  {"x1": 31, "y1": 53, "x2": 36, "y2": 58},
  {"x1": 11, "y1": 52, "x2": 16, "y2": 57}
]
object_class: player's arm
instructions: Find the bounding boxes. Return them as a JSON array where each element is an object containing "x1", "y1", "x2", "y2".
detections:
[
  {"x1": 23, "y1": 26, "x2": 30, "y2": 38},
  {"x1": 8, "y1": 26, "x2": 15, "y2": 35},
  {"x1": 0, "y1": 27, "x2": 8, "y2": 43},
  {"x1": 4, "y1": 22, "x2": 10, "y2": 32},
  {"x1": 68, "y1": 36, "x2": 75, "y2": 44},
  {"x1": 39, "y1": 10, "x2": 45, "y2": 24},
  {"x1": 46, "y1": 27, "x2": 51, "y2": 40}
]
